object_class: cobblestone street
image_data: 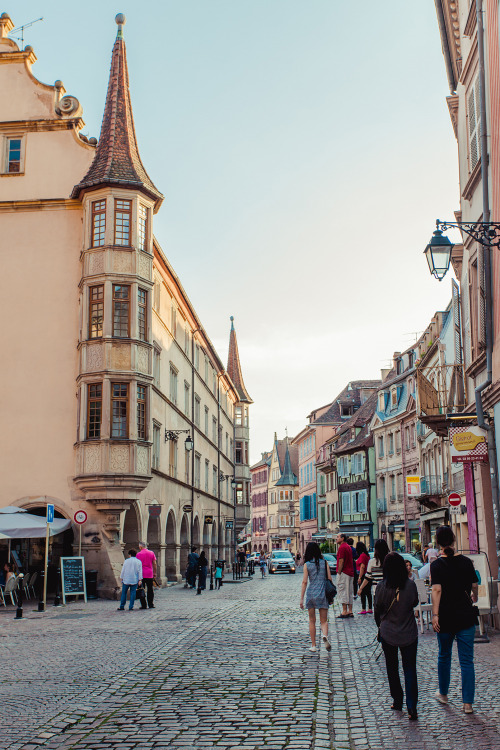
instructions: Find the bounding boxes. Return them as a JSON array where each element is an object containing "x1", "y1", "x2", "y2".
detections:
[{"x1": 1, "y1": 572, "x2": 499, "y2": 750}]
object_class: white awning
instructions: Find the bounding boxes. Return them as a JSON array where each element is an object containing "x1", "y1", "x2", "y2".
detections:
[{"x1": 0, "y1": 509, "x2": 71, "y2": 539}]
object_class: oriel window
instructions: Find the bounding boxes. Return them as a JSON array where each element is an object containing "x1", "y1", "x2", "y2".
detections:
[
  {"x1": 89, "y1": 285, "x2": 104, "y2": 339},
  {"x1": 137, "y1": 384, "x2": 147, "y2": 440},
  {"x1": 138, "y1": 203, "x2": 149, "y2": 251},
  {"x1": 114, "y1": 199, "x2": 132, "y2": 245},
  {"x1": 91, "y1": 200, "x2": 106, "y2": 247},
  {"x1": 111, "y1": 382, "x2": 128, "y2": 438},
  {"x1": 112, "y1": 284, "x2": 130, "y2": 337},
  {"x1": 138, "y1": 288, "x2": 147, "y2": 341},
  {"x1": 6, "y1": 138, "x2": 22, "y2": 173},
  {"x1": 87, "y1": 383, "x2": 102, "y2": 439}
]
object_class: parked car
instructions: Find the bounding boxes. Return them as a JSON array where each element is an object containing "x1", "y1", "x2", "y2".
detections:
[
  {"x1": 268, "y1": 550, "x2": 296, "y2": 574},
  {"x1": 248, "y1": 552, "x2": 261, "y2": 565},
  {"x1": 322, "y1": 553, "x2": 337, "y2": 575}
]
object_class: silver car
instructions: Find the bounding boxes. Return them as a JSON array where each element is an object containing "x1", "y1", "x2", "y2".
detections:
[{"x1": 268, "y1": 550, "x2": 296, "y2": 574}]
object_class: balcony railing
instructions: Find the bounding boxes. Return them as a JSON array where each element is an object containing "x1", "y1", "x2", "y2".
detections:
[
  {"x1": 420, "y1": 475, "x2": 446, "y2": 496},
  {"x1": 376, "y1": 498, "x2": 387, "y2": 512},
  {"x1": 416, "y1": 364, "x2": 467, "y2": 436}
]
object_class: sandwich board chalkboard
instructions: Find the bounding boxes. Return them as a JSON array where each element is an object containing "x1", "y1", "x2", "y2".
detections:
[{"x1": 60, "y1": 556, "x2": 87, "y2": 604}]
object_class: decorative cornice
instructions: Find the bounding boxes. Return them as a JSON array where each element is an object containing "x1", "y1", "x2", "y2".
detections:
[
  {"x1": 0, "y1": 118, "x2": 85, "y2": 134},
  {"x1": 446, "y1": 94, "x2": 459, "y2": 139},
  {"x1": 0, "y1": 198, "x2": 81, "y2": 212}
]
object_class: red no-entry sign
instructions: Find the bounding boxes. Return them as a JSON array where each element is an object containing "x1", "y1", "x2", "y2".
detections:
[{"x1": 448, "y1": 492, "x2": 461, "y2": 507}]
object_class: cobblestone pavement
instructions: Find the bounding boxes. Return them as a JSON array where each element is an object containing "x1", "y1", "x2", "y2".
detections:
[{"x1": 1, "y1": 571, "x2": 499, "y2": 750}]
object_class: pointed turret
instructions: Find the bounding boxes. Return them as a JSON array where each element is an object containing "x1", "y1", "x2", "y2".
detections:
[
  {"x1": 276, "y1": 443, "x2": 298, "y2": 486},
  {"x1": 72, "y1": 14, "x2": 163, "y2": 209},
  {"x1": 227, "y1": 316, "x2": 252, "y2": 403}
]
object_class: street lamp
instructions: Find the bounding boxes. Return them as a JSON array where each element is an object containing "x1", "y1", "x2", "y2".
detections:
[
  {"x1": 424, "y1": 219, "x2": 500, "y2": 281},
  {"x1": 424, "y1": 229, "x2": 453, "y2": 281},
  {"x1": 165, "y1": 429, "x2": 193, "y2": 452}
]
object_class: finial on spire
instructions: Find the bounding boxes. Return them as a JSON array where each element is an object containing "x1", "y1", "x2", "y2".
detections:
[
  {"x1": 115, "y1": 13, "x2": 126, "y2": 39},
  {"x1": 230, "y1": 315, "x2": 234, "y2": 330}
]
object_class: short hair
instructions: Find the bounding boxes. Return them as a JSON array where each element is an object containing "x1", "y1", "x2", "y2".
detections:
[
  {"x1": 191, "y1": 546, "x2": 198, "y2": 552},
  {"x1": 337, "y1": 533, "x2": 347, "y2": 542},
  {"x1": 128, "y1": 549, "x2": 137, "y2": 557},
  {"x1": 436, "y1": 525, "x2": 455, "y2": 558},
  {"x1": 138, "y1": 541, "x2": 147, "y2": 548},
  {"x1": 347, "y1": 537, "x2": 354, "y2": 546}
]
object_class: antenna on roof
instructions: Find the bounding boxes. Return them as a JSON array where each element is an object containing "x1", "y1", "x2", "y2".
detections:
[
  {"x1": 403, "y1": 331, "x2": 423, "y2": 343},
  {"x1": 9, "y1": 16, "x2": 43, "y2": 47}
]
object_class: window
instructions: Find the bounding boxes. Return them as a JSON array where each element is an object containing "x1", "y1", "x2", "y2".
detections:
[
  {"x1": 137, "y1": 289, "x2": 147, "y2": 341},
  {"x1": 114, "y1": 199, "x2": 131, "y2": 245},
  {"x1": 388, "y1": 433, "x2": 394, "y2": 455},
  {"x1": 341, "y1": 492, "x2": 351, "y2": 515},
  {"x1": 205, "y1": 459, "x2": 209, "y2": 492},
  {"x1": 184, "y1": 325, "x2": 190, "y2": 356},
  {"x1": 184, "y1": 381, "x2": 190, "y2": 416},
  {"x1": 405, "y1": 426, "x2": 410, "y2": 451},
  {"x1": 213, "y1": 465, "x2": 218, "y2": 496},
  {"x1": 204, "y1": 406, "x2": 209, "y2": 436},
  {"x1": 185, "y1": 448, "x2": 190, "y2": 483},
  {"x1": 171, "y1": 303, "x2": 177, "y2": 338},
  {"x1": 395, "y1": 431, "x2": 401, "y2": 454},
  {"x1": 112, "y1": 285, "x2": 130, "y2": 337},
  {"x1": 236, "y1": 482, "x2": 243, "y2": 504},
  {"x1": 391, "y1": 389, "x2": 398, "y2": 407},
  {"x1": 195, "y1": 345, "x2": 200, "y2": 370},
  {"x1": 204, "y1": 354, "x2": 209, "y2": 383},
  {"x1": 169, "y1": 365, "x2": 178, "y2": 405},
  {"x1": 152, "y1": 423, "x2": 160, "y2": 469},
  {"x1": 91, "y1": 200, "x2": 106, "y2": 247},
  {"x1": 5, "y1": 137, "x2": 22, "y2": 173},
  {"x1": 236, "y1": 441, "x2": 242, "y2": 463},
  {"x1": 337, "y1": 456, "x2": 349, "y2": 477},
  {"x1": 153, "y1": 346, "x2": 161, "y2": 386},
  {"x1": 244, "y1": 406, "x2": 249, "y2": 427},
  {"x1": 153, "y1": 277, "x2": 160, "y2": 311},
  {"x1": 225, "y1": 432, "x2": 229, "y2": 456},
  {"x1": 194, "y1": 453, "x2": 201, "y2": 489},
  {"x1": 354, "y1": 490, "x2": 367, "y2": 513},
  {"x1": 235, "y1": 406, "x2": 242, "y2": 426},
  {"x1": 87, "y1": 383, "x2": 102, "y2": 438},
  {"x1": 194, "y1": 395, "x2": 201, "y2": 426},
  {"x1": 138, "y1": 203, "x2": 149, "y2": 251},
  {"x1": 89, "y1": 285, "x2": 104, "y2": 339},
  {"x1": 169, "y1": 439, "x2": 177, "y2": 478},
  {"x1": 212, "y1": 417, "x2": 217, "y2": 444},
  {"x1": 468, "y1": 77, "x2": 481, "y2": 172},
  {"x1": 408, "y1": 352, "x2": 414, "y2": 368},
  {"x1": 111, "y1": 383, "x2": 128, "y2": 438},
  {"x1": 351, "y1": 453, "x2": 364, "y2": 475},
  {"x1": 137, "y1": 384, "x2": 147, "y2": 440},
  {"x1": 213, "y1": 370, "x2": 217, "y2": 396},
  {"x1": 378, "y1": 436, "x2": 384, "y2": 458}
]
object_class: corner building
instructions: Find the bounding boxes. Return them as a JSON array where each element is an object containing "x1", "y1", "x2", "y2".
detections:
[{"x1": 0, "y1": 14, "x2": 244, "y2": 595}]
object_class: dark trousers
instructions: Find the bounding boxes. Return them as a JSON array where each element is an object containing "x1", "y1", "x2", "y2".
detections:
[
  {"x1": 360, "y1": 580, "x2": 372, "y2": 610},
  {"x1": 353, "y1": 574, "x2": 358, "y2": 598},
  {"x1": 142, "y1": 577, "x2": 154, "y2": 608},
  {"x1": 381, "y1": 638, "x2": 418, "y2": 711}
]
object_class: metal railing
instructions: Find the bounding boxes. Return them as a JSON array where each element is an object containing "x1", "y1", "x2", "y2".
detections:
[
  {"x1": 420, "y1": 475, "x2": 445, "y2": 496},
  {"x1": 416, "y1": 363, "x2": 467, "y2": 418}
]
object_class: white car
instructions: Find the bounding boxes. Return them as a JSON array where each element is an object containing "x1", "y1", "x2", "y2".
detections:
[{"x1": 268, "y1": 551, "x2": 296, "y2": 574}]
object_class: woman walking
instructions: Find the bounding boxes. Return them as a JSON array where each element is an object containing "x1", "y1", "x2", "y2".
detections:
[
  {"x1": 431, "y1": 525, "x2": 478, "y2": 714},
  {"x1": 358, "y1": 538, "x2": 389, "y2": 599},
  {"x1": 374, "y1": 552, "x2": 419, "y2": 720},
  {"x1": 196, "y1": 551, "x2": 208, "y2": 594},
  {"x1": 299, "y1": 542, "x2": 334, "y2": 652},
  {"x1": 355, "y1": 541, "x2": 372, "y2": 614},
  {"x1": 259, "y1": 552, "x2": 267, "y2": 578}
]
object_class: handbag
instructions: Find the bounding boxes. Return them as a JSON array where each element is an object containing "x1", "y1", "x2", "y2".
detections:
[{"x1": 324, "y1": 560, "x2": 337, "y2": 604}]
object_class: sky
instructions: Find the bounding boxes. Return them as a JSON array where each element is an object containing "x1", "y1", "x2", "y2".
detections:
[{"x1": 12, "y1": 1, "x2": 459, "y2": 463}]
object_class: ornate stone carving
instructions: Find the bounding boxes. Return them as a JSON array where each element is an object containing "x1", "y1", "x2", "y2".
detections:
[
  {"x1": 84, "y1": 444, "x2": 101, "y2": 474},
  {"x1": 110, "y1": 445, "x2": 129, "y2": 472},
  {"x1": 137, "y1": 346, "x2": 149, "y2": 373},
  {"x1": 138, "y1": 253, "x2": 151, "y2": 280},
  {"x1": 111, "y1": 344, "x2": 131, "y2": 370},
  {"x1": 86, "y1": 343, "x2": 103, "y2": 372},
  {"x1": 137, "y1": 445, "x2": 149, "y2": 475},
  {"x1": 88, "y1": 252, "x2": 104, "y2": 276},
  {"x1": 113, "y1": 252, "x2": 132, "y2": 274}
]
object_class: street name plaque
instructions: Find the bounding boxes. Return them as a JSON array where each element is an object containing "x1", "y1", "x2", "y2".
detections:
[{"x1": 60, "y1": 556, "x2": 87, "y2": 604}]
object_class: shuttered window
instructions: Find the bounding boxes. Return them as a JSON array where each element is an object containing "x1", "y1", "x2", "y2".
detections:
[{"x1": 467, "y1": 77, "x2": 481, "y2": 172}]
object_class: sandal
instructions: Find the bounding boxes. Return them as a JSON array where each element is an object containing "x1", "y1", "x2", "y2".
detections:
[{"x1": 337, "y1": 614, "x2": 348, "y2": 619}]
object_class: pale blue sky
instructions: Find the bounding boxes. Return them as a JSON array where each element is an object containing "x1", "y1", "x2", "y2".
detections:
[{"x1": 13, "y1": 1, "x2": 459, "y2": 461}]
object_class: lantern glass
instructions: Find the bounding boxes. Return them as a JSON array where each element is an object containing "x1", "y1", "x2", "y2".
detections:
[
  {"x1": 185, "y1": 435, "x2": 194, "y2": 452},
  {"x1": 424, "y1": 230, "x2": 453, "y2": 281}
]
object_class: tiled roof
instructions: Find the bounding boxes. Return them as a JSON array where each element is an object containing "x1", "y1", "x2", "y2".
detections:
[
  {"x1": 312, "y1": 380, "x2": 381, "y2": 426},
  {"x1": 276, "y1": 443, "x2": 298, "y2": 486},
  {"x1": 227, "y1": 317, "x2": 252, "y2": 404},
  {"x1": 331, "y1": 392, "x2": 378, "y2": 454},
  {"x1": 72, "y1": 22, "x2": 163, "y2": 208}
]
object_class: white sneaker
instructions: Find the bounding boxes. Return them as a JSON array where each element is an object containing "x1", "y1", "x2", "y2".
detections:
[
  {"x1": 322, "y1": 635, "x2": 332, "y2": 651},
  {"x1": 434, "y1": 690, "x2": 448, "y2": 704},
  {"x1": 309, "y1": 646, "x2": 317, "y2": 652}
]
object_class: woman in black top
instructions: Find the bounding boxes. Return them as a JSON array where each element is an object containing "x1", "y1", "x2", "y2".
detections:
[
  {"x1": 431, "y1": 525, "x2": 478, "y2": 714},
  {"x1": 374, "y1": 552, "x2": 419, "y2": 720}
]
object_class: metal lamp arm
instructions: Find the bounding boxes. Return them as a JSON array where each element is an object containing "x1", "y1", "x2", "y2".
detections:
[{"x1": 436, "y1": 219, "x2": 500, "y2": 247}]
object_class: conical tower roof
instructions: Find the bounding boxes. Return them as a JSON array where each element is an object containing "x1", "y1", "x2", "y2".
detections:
[
  {"x1": 72, "y1": 15, "x2": 163, "y2": 209},
  {"x1": 276, "y1": 443, "x2": 298, "y2": 486},
  {"x1": 227, "y1": 316, "x2": 252, "y2": 404}
]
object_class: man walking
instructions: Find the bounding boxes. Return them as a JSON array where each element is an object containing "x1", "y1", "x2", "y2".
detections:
[
  {"x1": 117, "y1": 549, "x2": 142, "y2": 611},
  {"x1": 186, "y1": 546, "x2": 199, "y2": 589},
  {"x1": 136, "y1": 541, "x2": 157, "y2": 609},
  {"x1": 336, "y1": 533, "x2": 354, "y2": 619}
]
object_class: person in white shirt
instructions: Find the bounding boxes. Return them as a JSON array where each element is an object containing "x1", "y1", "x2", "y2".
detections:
[{"x1": 117, "y1": 549, "x2": 143, "y2": 611}]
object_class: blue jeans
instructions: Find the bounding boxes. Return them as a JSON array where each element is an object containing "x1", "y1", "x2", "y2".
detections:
[
  {"x1": 120, "y1": 583, "x2": 138, "y2": 610},
  {"x1": 437, "y1": 625, "x2": 475, "y2": 704}
]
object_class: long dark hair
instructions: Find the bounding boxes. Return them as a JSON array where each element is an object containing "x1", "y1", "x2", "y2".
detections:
[
  {"x1": 304, "y1": 542, "x2": 322, "y2": 569},
  {"x1": 436, "y1": 525, "x2": 455, "y2": 558},
  {"x1": 374, "y1": 538, "x2": 389, "y2": 567},
  {"x1": 356, "y1": 541, "x2": 368, "y2": 557},
  {"x1": 199, "y1": 551, "x2": 208, "y2": 565},
  {"x1": 383, "y1": 552, "x2": 408, "y2": 590}
]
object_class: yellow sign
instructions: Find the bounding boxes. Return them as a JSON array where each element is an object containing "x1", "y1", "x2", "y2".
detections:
[
  {"x1": 406, "y1": 475, "x2": 421, "y2": 496},
  {"x1": 452, "y1": 432, "x2": 486, "y2": 452}
]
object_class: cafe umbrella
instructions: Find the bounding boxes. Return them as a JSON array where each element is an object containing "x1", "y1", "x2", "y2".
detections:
[{"x1": 0, "y1": 506, "x2": 71, "y2": 538}]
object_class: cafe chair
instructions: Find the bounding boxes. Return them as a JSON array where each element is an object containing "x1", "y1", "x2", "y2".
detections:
[
  {"x1": 27, "y1": 571, "x2": 38, "y2": 599},
  {"x1": 414, "y1": 578, "x2": 433, "y2": 634},
  {"x1": 1, "y1": 576, "x2": 18, "y2": 606}
]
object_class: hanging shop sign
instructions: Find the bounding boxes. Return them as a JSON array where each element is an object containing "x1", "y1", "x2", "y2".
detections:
[
  {"x1": 225, "y1": 520, "x2": 234, "y2": 529},
  {"x1": 204, "y1": 515, "x2": 214, "y2": 525},
  {"x1": 406, "y1": 475, "x2": 421, "y2": 497},
  {"x1": 449, "y1": 426, "x2": 488, "y2": 463}
]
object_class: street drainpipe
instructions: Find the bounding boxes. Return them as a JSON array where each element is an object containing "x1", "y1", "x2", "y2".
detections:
[{"x1": 474, "y1": 0, "x2": 500, "y2": 564}]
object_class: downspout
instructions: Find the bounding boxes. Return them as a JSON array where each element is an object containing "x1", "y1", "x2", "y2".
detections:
[{"x1": 474, "y1": 0, "x2": 500, "y2": 560}]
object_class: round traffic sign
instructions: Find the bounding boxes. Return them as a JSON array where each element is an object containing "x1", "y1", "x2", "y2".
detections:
[
  {"x1": 448, "y1": 493, "x2": 461, "y2": 507},
  {"x1": 74, "y1": 510, "x2": 88, "y2": 524}
]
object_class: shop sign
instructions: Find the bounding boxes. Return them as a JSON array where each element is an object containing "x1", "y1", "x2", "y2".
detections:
[
  {"x1": 406, "y1": 476, "x2": 421, "y2": 497},
  {"x1": 148, "y1": 506, "x2": 161, "y2": 518},
  {"x1": 449, "y1": 426, "x2": 488, "y2": 463},
  {"x1": 204, "y1": 515, "x2": 214, "y2": 525}
]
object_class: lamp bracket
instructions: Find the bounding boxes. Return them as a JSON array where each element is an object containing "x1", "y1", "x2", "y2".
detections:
[
  {"x1": 165, "y1": 429, "x2": 190, "y2": 442},
  {"x1": 436, "y1": 219, "x2": 500, "y2": 248}
]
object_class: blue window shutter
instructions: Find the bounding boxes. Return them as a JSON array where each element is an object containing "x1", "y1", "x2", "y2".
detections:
[{"x1": 313, "y1": 493, "x2": 317, "y2": 518}]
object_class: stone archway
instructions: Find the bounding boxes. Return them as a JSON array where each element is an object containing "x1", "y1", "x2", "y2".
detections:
[
  {"x1": 225, "y1": 528, "x2": 232, "y2": 563},
  {"x1": 122, "y1": 505, "x2": 141, "y2": 553},
  {"x1": 165, "y1": 511, "x2": 178, "y2": 581},
  {"x1": 146, "y1": 513, "x2": 161, "y2": 577},
  {"x1": 180, "y1": 513, "x2": 189, "y2": 577},
  {"x1": 192, "y1": 515, "x2": 200, "y2": 548},
  {"x1": 211, "y1": 521, "x2": 218, "y2": 564},
  {"x1": 202, "y1": 521, "x2": 211, "y2": 564},
  {"x1": 218, "y1": 523, "x2": 224, "y2": 562}
]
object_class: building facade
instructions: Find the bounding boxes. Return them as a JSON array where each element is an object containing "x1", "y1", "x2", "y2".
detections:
[
  {"x1": 0, "y1": 14, "x2": 247, "y2": 595},
  {"x1": 250, "y1": 454, "x2": 270, "y2": 553}
]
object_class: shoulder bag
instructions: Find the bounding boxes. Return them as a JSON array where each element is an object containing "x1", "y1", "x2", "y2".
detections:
[{"x1": 324, "y1": 560, "x2": 337, "y2": 604}]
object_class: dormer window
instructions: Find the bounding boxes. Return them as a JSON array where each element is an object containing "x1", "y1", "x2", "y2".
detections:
[
  {"x1": 408, "y1": 352, "x2": 414, "y2": 368},
  {"x1": 341, "y1": 404, "x2": 352, "y2": 418},
  {"x1": 3, "y1": 136, "x2": 24, "y2": 174},
  {"x1": 391, "y1": 389, "x2": 398, "y2": 407}
]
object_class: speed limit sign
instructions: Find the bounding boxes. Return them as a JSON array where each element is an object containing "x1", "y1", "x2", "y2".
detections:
[{"x1": 74, "y1": 510, "x2": 87, "y2": 524}]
